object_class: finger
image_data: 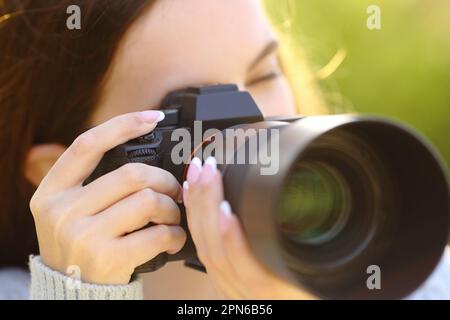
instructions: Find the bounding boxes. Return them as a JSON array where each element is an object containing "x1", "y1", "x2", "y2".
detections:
[
  {"x1": 92, "y1": 188, "x2": 181, "y2": 237},
  {"x1": 186, "y1": 157, "x2": 202, "y2": 185},
  {"x1": 186, "y1": 157, "x2": 226, "y2": 265},
  {"x1": 116, "y1": 224, "x2": 186, "y2": 268},
  {"x1": 184, "y1": 157, "x2": 246, "y2": 297},
  {"x1": 184, "y1": 157, "x2": 219, "y2": 266},
  {"x1": 40, "y1": 110, "x2": 165, "y2": 192},
  {"x1": 183, "y1": 158, "x2": 205, "y2": 253},
  {"x1": 218, "y1": 203, "x2": 274, "y2": 284},
  {"x1": 182, "y1": 157, "x2": 202, "y2": 205},
  {"x1": 79, "y1": 163, "x2": 182, "y2": 215}
]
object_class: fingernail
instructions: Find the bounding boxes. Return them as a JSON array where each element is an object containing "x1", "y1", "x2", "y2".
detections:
[
  {"x1": 204, "y1": 156, "x2": 217, "y2": 172},
  {"x1": 187, "y1": 157, "x2": 202, "y2": 184},
  {"x1": 140, "y1": 110, "x2": 165, "y2": 123},
  {"x1": 183, "y1": 181, "x2": 189, "y2": 190},
  {"x1": 220, "y1": 200, "x2": 232, "y2": 217},
  {"x1": 202, "y1": 156, "x2": 217, "y2": 182},
  {"x1": 191, "y1": 157, "x2": 202, "y2": 171}
]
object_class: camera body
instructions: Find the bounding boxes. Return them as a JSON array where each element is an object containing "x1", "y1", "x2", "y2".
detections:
[{"x1": 85, "y1": 84, "x2": 290, "y2": 272}]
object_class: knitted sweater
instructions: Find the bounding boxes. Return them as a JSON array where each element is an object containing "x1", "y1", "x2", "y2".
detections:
[
  {"x1": 0, "y1": 249, "x2": 449, "y2": 300},
  {"x1": 28, "y1": 256, "x2": 143, "y2": 300}
]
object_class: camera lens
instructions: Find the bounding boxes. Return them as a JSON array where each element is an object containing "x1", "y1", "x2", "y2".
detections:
[
  {"x1": 277, "y1": 161, "x2": 351, "y2": 245},
  {"x1": 275, "y1": 130, "x2": 385, "y2": 275},
  {"x1": 225, "y1": 116, "x2": 449, "y2": 299}
]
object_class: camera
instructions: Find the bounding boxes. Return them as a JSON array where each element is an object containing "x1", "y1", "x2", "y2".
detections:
[{"x1": 85, "y1": 84, "x2": 449, "y2": 299}]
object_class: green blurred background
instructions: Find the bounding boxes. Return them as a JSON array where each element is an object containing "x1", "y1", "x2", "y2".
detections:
[{"x1": 265, "y1": 0, "x2": 450, "y2": 169}]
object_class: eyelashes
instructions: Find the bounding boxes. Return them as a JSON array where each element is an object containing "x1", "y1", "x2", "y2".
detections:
[{"x1": 245, "y1": 71, "x2": 282, "y2": 87}]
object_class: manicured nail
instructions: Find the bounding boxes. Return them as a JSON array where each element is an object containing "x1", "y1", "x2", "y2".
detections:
[
  {"x1": 201, "y1": 156, "x2": 217, "y2": 182},
  {"x1": 183, "y1": 181, "x2": 189, "y2": 190},
  {"x1": 140, "y1": 110, "x2": 165, "y2": 123},
  {"x1": 204, "y1": 156, "x2": 217, "y2": 172},
  {"x1": 220, "y1": 200, "x2": 232, "y2": 217},
  {"x1": 187, "y1": 157, "x2": 202, "y2": 184},
  {"x1": 191, "y1": 157, "x2": 202, "y2": 170}
]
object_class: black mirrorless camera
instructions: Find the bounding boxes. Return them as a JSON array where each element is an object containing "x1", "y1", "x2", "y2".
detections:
[{"x1": 85, "y1": 84, "x2": 449, "y2": 299}]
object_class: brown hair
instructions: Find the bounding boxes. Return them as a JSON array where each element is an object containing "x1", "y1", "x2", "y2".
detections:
[{"x1": 0, "y1": 0, "x2": 153, "y2": 267}]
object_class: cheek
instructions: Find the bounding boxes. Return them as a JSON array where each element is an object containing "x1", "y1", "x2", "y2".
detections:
[{"x1": 247, "y1": 77, "x2": 297, "y2": 117}]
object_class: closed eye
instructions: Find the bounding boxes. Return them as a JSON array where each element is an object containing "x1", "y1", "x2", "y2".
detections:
[
  {"x1": 245, "y1": 71, "x2": 281, "y2": 87},
  {"x1": 245, "y1": 40, "x2": 282, "y2": 88}
]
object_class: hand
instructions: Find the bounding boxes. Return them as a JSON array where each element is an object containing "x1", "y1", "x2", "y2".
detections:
[
  {"x1": 182, "y1": 156, "x2": 315, "y2": 299},
  {"x1": 30, "y1": 111, "x2": 186, "y2": 285}
]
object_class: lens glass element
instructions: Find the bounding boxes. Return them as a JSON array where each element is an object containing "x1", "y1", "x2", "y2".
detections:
[{"x1": 277, "y1": 161, "x2": 351, "y2": 245}]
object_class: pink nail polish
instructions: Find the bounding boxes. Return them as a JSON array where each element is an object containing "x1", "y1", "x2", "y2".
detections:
[
  {"x1": 220, "y1": 200, "x2": 232, "y2": 217},
  {"x1": 140, "y1": 110, "x2": 165, "y2": 123},
  {"x1": 204, "y1": 157, "x2": 217, "y2": 172},
  {"x1": 219, "y1": 200, "x2": 233, "y2": 234},
  {"x1": 187, "y1": 157, "x2": 202, "y2": 184},
  {"x1": 202, "y1": 157, "x2": 217, "y2": 182}
]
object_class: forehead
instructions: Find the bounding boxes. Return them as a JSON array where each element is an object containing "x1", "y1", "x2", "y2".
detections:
[{"x1": 95, "y1": 0, "x2": 275, "y2": 122}]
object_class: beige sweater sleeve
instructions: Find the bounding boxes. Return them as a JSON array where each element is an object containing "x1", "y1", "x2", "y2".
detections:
[{"x1": 29, "y1": 255, "x2": 143, "y2": 300}]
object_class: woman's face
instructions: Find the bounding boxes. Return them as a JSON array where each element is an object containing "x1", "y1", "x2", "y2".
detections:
[{"x1": 90, "y1": 0, "x2": 296, "y2": 125}]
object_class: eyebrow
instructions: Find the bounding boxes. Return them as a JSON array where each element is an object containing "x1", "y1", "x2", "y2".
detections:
[{"x1": 248, "y1": 40, "x2": 279, "y2": 71}]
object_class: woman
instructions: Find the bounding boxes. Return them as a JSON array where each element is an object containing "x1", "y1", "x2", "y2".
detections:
[{"x1": 0, "y1": 0, "x2": 449, "y2": 300}]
